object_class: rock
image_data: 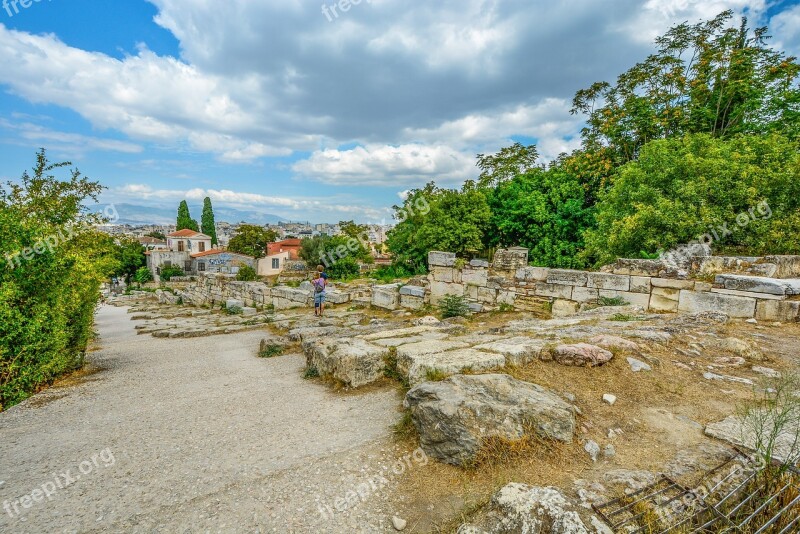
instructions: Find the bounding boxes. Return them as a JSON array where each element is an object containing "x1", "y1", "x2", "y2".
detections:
[
  {"x1": 298, "y1": 281, "x2": 313, "y2": 292},
  {"x1": 714, "y1": 274, "x2": 800, "y2": 296},
  {"x1": 241, "y1": 307, "x2": 257, "y2": 316},
  {"x1": 391, "y1": 516, "x2": 407, "y2": 531},
  {"x1": 443, "y1": 316, "x2": 468, "y2": 325},
  {"x1": 715, "y1": 337, "x2": 764, "y2": 361},
  {"x1": 428, "y1": 251, "x2": 457, "y2": 267},
  {"x1": 457, "y1": 483, "x2": 589, "y2": 534},
  {"x1": 225, "y1": 299, "x2": 244, "y2": 309},
  {"x1": 602, "y1": 394, "x2": 617, "y2": 406},
  {"x1": 372, "y1": 284, "x2": 401, "y2": 310},
  {"x1": 678, "y1": 291, "x2": 757, "y2": 319},
  {"x1": 702, "y1": 372, "x2": 754, "y2": 385},
  {"x1": 399, "y1": 285, "x2": 426, "y2": 298},
  {"x1": 604, "y1": 444, "x2": 616, "y2": 459},
  {"x1": 752, "y1": 366, "x2": 780, "y2": 378},
  {"x1": 746, "y1": 318, "x2": 758, "y2": 325},
  {"x1": 626, "y1": 357, "x2": 652, "y2": 372},
  {"x1": 401, "y1": 348, "x2": 507, "y2": 385},
  {"x1": 302, "y1": 337, "x2": 388, "y2": 388},
  {"x1": 552, "y1": 343, "x2": 613, "y2": 367},
  {"x1": 584, "y1": 440, "x2": 601, "y2": 462},
  {"x1": 603, "y1": 469, "x2": 656, "y2": 491},
  {"x1": 474, "y1": 337, "x2": 547, "y2": 366},
  {"x1": 589, "y1": 335, "x2": 639, "y2": 352},
  {"x1": 705, "y1": 413, "x2": 800, "y2": 462},
  {"x1": 404, "y1": 374, "x2": 575, "y2": 466}
]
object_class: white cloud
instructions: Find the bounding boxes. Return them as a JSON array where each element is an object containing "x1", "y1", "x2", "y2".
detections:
[
  {"x1": 293, "y1": 144, "x2": 475, "y2": 186},
  {"x1": 771, "y1": 4, "x2": 800, "y2": 56},
  {"x1": 0, "y1": 118, "x2": 142, "y2": 155}
]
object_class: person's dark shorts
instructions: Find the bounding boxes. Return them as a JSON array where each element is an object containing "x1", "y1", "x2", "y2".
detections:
[{"x1": 314, "y1": 291, "x2": 326, "y2": 306}]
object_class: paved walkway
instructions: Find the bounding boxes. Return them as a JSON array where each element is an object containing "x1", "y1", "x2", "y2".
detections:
[{"x1": 0, "y1": 305, "x2": 401, "y2": 533}]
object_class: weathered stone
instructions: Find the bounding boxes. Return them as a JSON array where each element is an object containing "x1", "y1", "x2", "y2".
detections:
[
  {"x1": 496, "y1": 290, "x2": 516, "y2": 306},
  {"x1": 611, "y1": 258, "x2": 664, "y2": 277},
  {"x1": 714, "y1": 337, "x2": 763, "y2": 361},
  {"x1": 627, "y1": 357, "x2": 652, "y2": 372},
  {"x1": 715, "y1": 274, "x2": 800, "y2": 296},
  {"x1": 399, "y1": 285, "x2": 426, "y2": 297},
  {"x1": 651, "y1": 278, "x2": 694, "y2": 290},
  {"x1": 694, "y1": 282, "x2": 713, "y2": 292},
  {"x1": 598, "y1": 290, "x2": 650, "y2": 308},
  {"x1": 402, "y1": 348, "x2": 506, "y2": 385},
  {"x1": 431, "y1": 266, "x2": 461, "y2": 283},
  {"x1": 763, "y1": 255, "x2": 800, "y2": 279},
  {"x1": 457, "y1": 484, "x2": 588, "y2": 534},
  {"x1": 474, "y1": 337, "x2": 547, "y2": 366},
  {"x1": 602, "y1": 394, "x2": 617, "y2": 405},
  {"x1": 589, "y1": 335, "x2": 639, "y2": 352},
  {"x1": 515, "y1": 266, "x2": 550, "y2": 282},
  {"x1": 534, "y1": 282, "x2": 573, "y2": 300},
  {"x1": 552, "y1": 344, "x2": 613, "y2": 367},
  {"x1": 303, "y1": 338, "x2": 388, "y2": 388},
  {"x1": 587, "y1": 273, "x2": 630, "y2": 291},
  {"x1": 429, "y1": 281, "x2": 465, "y2": 304},
  {"x1": 571, "y1": 287, "x2": 599, "y2": 304},
  {"x1": 585, "y1": 440, "x2": 601, "y2": 462},
  {"x1": 461, "y1": 268, "x2": 488, "y2": 287},
  {"x1": 630, "y1": 276, "x2": 652, "y2": 294},
  {"x1": 491, "y1": 248, "x2": 529, "y2": 271},
  {"x1": 756, "y1": 300, "x2": 800, "y2": 322},
  {"x1": 226, "y1": 299, "x2": 244, "y2": 309},
  {"x1": 546, "y1": 269, "x2": 588, "y2": 286},
  {"x1": 705, "y1": 413, "x2": 800, "y2": 462},
  {"x1": 678, "y1": 291, "x2": 756, "y2": 318},
  {"x1": 552, "y1": 299, "x2": 580, "y2": 317},
  {"x1": 288, "y1": 325, "x2": 343, "y2": 342},
  {"x1": 649, "y1": 287, "x2": 681, "y2": 312},
  {"x1": 404, "y1": 374, "x2": 575, "y2": 465},
  {"x1": 477, "y1": 287, "x2": 498, "y2": 304},
  {"x1": 469, "y1": 259, "x2": 490, "y2": 268},
  {"x1": 372, "y1": 284, "x2": 401, "y2": 310},
  {"x1": 428, "y1": 251, "x2": 456, "y2": 267},
  {"x1": 400, "y1": 294, "x2": 426, "y2": 310},
  {"x1": 360, "y1": 325, "x2": 436, "y2": 341}
]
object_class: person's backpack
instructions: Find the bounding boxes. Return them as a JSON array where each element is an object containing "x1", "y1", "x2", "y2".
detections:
[{"x1": 313, "y1": 278, "x2": 325, "y2": 293}]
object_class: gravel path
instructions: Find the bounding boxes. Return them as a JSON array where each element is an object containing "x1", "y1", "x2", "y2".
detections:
[{"x1": 0, "y1": 305, "x2": 405, "y2": 533}]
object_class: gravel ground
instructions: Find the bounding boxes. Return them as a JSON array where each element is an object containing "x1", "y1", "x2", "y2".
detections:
[{"x1": 0, "y1": 305, "x2": 406, "y2": 533}]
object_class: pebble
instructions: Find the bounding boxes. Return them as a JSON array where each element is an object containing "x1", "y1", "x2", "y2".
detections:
[
  {"x1": 626, "y1": 357, "x2": 652, "y2": 372},
  {"x1": 746, "y1": 318, "x2": 758, "y2": 325},
  {"x1": 391, "y1": 516, "x2": 407, "y2": 531},
  {"x1": 584, "y1": 440, "x2": 601, "y2": 462},
  {"x1": 604, "y1": 444, "x2": 616, "y2": 459},
  {"x1": 602, "y1": 394, "x2": 617, "y2": 406}
]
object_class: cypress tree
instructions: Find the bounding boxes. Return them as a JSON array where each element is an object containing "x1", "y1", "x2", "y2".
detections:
[
  {"x1": 176, "y1": 200, "x2": 199, "y2": 231},
  {"x1": 201, "y1": 197, "x2": 218, "y2": 246}
]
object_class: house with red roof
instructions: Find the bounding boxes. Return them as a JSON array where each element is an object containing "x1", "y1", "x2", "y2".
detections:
[
  {"x1": 259, "y1": 238, "x2": 304, "y2": 276},
  {"x1": 146, "y1": 229, "x2": 257, "y2": 280}
]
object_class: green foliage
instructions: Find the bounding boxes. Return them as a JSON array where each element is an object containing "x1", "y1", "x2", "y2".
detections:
[
  {"x1": 372, "y1": 264, "x2": 423, "y2": 283},
  {"x1": 111, "y1": 236, "x2": 146, "y2": 282},
  {"x1": 424, "y1": 368, "x2": 449, "y2": 382},
  {"x1": 498, "y1": 302, "x2": 515, "y2": 312},
  {"x1": 145, "y1": 230, "x2": 165, "y2": 240},
  {"x1": 303, "y1": 366, "x2": 320, "y2": 379},
  {"x1": 610, "y1": 313, "x2": 638, "y2": 322},
  {"x1": 584, "y1": 133, "x2": 800, "y2": 265},
  {"x1": 226, "y1": 305, "x2": 243, "y2": 315},
  {"x1": 488, "y1": 166, "x2": 594, "y2": 268},
  {"x1": 300, "y1": 234, "x2": 372, "y2": 272},
  {"x1": 228, "y1": 224, "x2": 277, "y2": 258},
  {"x1": 326, "y1": 256, "x2": 361, "y2": 280},
  {"x1": 438, "y1": 294, "x2": 470, "y2": 319},
  {"x1": 201, "y1": 197, "x2": 218, "y2": 246},
  {"x1": 598, "y1": 296, "x2": 628, "y2": 307},
  {"x1": 476, "y1": 142, "x2": 541, "y2": 188},
  {"x1": 176, "y1": 200, "x2": 199, "y2": 232},
  {"x1": 0, "y1": 150, "x2": 117, "y2": 410},
  {"x1": 134, "y1": 266, "x2": 153, "y2": 285},
  {"x1": 383, "y1": 348, "x2": 410, "y2": 388},
  {"x1": 236, "y1": 264, "x2": 258, "y2": 281},
  {"x1": 258, "y1": 340, "x2": 284, "y2": 358},
  {"x1": 159, "y1": 265, "x2": 185, "y2": 281},
  {"x1": 386, "y1": 183, "x2": 491, "y2": 269}
]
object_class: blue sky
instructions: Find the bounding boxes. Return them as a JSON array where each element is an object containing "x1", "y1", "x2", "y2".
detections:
[{"x1": 0, "y1": 0, "x2": 799, "y2": 223}]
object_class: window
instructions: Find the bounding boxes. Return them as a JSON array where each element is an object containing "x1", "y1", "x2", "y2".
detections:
[
  {"x1": 198, "y1": 262, "x2": 206, "y2": 272},
  {"x1": 272, "y1": 258, "x2": 280, "y2": 269},
  {"x1": 185, "y1": 261, "x2": 192, "y2": 271},
  {"x1": 177, "y1": 241, "x2": 185, "y2": 252},
  {"x1": 164, "y1": 261, "x2": 172, "y2": 267},
  {"x1": 198, "y1": 241, "x2": 206, "y2": 252}
]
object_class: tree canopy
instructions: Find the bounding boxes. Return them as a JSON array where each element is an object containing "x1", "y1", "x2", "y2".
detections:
[
  {"x1": 201, "y1": 197, "x2": 218, "y2": 246},
  {"x1": 176, "y1": 200, "x2": 199, "y2": 232},
  {"x1": 227, "y1": 225, "x2": 277, "y2": 258}
]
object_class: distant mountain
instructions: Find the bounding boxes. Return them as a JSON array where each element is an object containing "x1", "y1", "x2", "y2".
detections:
[{"x1": 97, "y1": 203, "x2": 286, "y2": 225}]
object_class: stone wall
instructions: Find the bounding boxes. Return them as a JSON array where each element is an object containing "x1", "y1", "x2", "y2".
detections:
[{"x1": 370, "y1": 249, "x2": 800, "y2": 322}]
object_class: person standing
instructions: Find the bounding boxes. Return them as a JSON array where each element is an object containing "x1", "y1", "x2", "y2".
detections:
[{"x1": 312, "y1": 265, "x2": 327, "y2": 317}]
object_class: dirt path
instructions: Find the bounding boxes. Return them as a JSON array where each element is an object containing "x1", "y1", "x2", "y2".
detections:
[{"x1": 0, "y1": 305, "x2": 405, "y2": 533}]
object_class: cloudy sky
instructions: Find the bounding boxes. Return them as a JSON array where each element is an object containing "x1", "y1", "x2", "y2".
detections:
[{"x1": 0, "y1": 0, "x2": 799, "y2": 223}]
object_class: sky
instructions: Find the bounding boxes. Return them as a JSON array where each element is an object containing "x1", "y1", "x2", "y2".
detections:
[{"x1": 0, "y1": 0, "x2": 799, "y2": 224}]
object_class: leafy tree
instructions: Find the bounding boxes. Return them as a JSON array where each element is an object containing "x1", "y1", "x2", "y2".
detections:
[
  {"x1": 0, "y1": 150, "x2": 117, "y2": 410},
  {"x1": 339, "y1": 220, "x2": 370, "y2": 240},
  {"x1": 488, "y1": 165, "x2": 594, "y2": 268},
  {"x1": 145, "y1": 230, "x2": 165, "y2": 240},
  {"x1": 584, "y1": 133, "x2": 800, "y2": 265},
  {"x1": 228, "y1": 224, "x2": 277, "y2": 258},
  {"x1": 572, "y1": 11, "x2": 800, "y2": 164},
  {"x1": 326, "y1": 256, "x2": 361, "y2": 280},
  {"x1": 201, "y1": 197, "x2": 218, "y2": 246},
  {"x1": 300, "y1": 234, "x2": 372, "y2": 269},
  {"x1": 385, "y1": 184, "x2": 437, "y2": 272},
  {"x1": 476, "y1": 143, "x2": 540, "y2": 188},
  {"x1": 236, "y1": 264, "x2": 258, "y2": 281},
  {"x1": 176, "y1": 200, "x2": 199, "y2": 232},
  {"x1": 112, "y1": 236, "x2": 146, "y2": 283},
  {"x1": 135, "y1": 266, "x2": 153, "y2": 285}
]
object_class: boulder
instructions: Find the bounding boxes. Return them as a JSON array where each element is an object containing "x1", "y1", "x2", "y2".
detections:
[
  {"x1": 303, "y1": 337, "x2": 388, "y2": 388},
  {"x1": 404, "y1": 374, "x2": 575, "y2": 466},
  {"x1": 474, "y1": 337, "x2": 546, "y2": 366},
  {"x1": 714, "y1": 274, "x2": 800, "y2": 296},
  {"x1": 551, "y1": 343, "x2": 613, "y2": 367},
  {"x1": 589, "y1": 335, "x2": 639, "y2": 352},
  {"x1": 626, "y1": 357, "x2": 652, "y2": 372},
  {"x1": 456, "y1": 483, "x2": 589, "y2": 534},
  {"x1": 678, "y1": 291, "x2": 756, "y2": 318},
  {"x1": 400, "y1": 348, "x2": 505, "y2": 385}
]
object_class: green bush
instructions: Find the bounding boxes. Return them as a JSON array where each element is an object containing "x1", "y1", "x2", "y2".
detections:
[
  {"x1": 258, "y1": 340, "x2": 284, "y2": 358},
  {"x1": 159, "y1": 265, "x2": 184, "y2": 281},
  {"x1": 134, "y1": 266, "x2": 152, "y2": 285},
  {"x1": 236, "y1": 265, "x2": 258, "y2": 281},
  {"x1": 372, "y1": 263, "x2": 424, "y2": 283},
  {"x1": 226, "y1": 305, "x2": 243, "y2": 315},
  {"x1": 439, "y1": 294, "x2": 470, "y2": 319},
  {"x1": 327, "y1": 256, "x2": 361, "y2": 280}
]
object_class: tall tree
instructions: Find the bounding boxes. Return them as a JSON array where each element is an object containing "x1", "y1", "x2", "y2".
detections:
[
  {"x1": 476, "y1": 143, "x2": 540, "y2": 188},
  {"x1": 228, "y1": 225, "x2": 277, "y2": 258},
  {"x1": 201, "y1": 197, "x2": 218, "y2": 246},
  {"x1": 176, "y1": 200, "x2": 199, "y2": 232}
]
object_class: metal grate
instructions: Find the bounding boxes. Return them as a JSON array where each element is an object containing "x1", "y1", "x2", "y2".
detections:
[{"x1": 593, "y1": 450, "x2": 800, "y2": 533}]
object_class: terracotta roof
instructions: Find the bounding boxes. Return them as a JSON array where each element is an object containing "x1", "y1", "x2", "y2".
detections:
[
  {"x1": 167, "y1": 229, "x2": 211, "y2": 238},
  {"x1": 190, "y1": 249, "x2": 253, "y2": 259}
]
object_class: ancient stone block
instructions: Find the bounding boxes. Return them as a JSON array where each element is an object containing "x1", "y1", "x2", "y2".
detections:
[
  {"x1": 546, "y1": 269, "x2": 588, "y2": 286},
  {"x1": 630, "y1": 276, "x2": 652, "y2": 294},
  {"x1": 428, "y1": 251, "x2": 456, "y2": 267},
  {"x1": 587, "y1": 273, "x2": 630, "y2": 291},
  {"x1": 534, "y1": 283, "x2": 573, "y2": 300},
  {"x1": 650, "y1": 278, "x2": 695, "y2": 290},
  {"x1": 755, "y1": 300, "x2": 800, "y2": 322},
  {"x1": 678, "y1": 291, "x2": 756, "y2": 318}
]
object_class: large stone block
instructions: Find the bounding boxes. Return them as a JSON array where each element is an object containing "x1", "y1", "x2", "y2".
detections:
[
  {"x1": 552, "y1": 299, "x2": 580, "y2": 317},
  {"x1": 571, "y1": 286, "x2": 599, "y2": 304},
  {"x1": 630, "y1": 276, "x2": 652, "y2": 294},
  {"x1": 678, "y1": 291, "x2": 756, "y2": 318},
  {"x1": 515, "y1": 266, "x2": 550, "y2": 282},
  {"x1": 546, "y1": 269, "x2": 588, "y2": 287},
  {"x1": 651, "y1": 278, "x2": 694, "y2": 290},
  {"x1": 429, "y1": 281, "x2": 465, "y2": 304},
  {"x1": 492, "y1": 248, "x2": 529, "y2": 271},
  {"x1": 399, "y1": 285, "x2": 426, "y2": 297},
  {"x1": 649, "y1": 287, "x2": 680, "y2": 313},
  {"x1": 303, "y1": 338, "x2": 388, "y2": 388},
  {"x1": 497, "y1": 290, "x2": 517, "y2": 306},
  {"x1": 461, "y1": 268, "x2": 488, "y2": 287},
  {"x1": 598, "y1": 290, "x2": 650, "y2": 308},
  {"x1": 469, "y1": 259, "x2": 490, "y2": 268},
  {"x1": 428, "y1": 251, "x2": 457, "y2": 267},
  {"x1": 534, "y1": 282, "x2": 573, "y2": 300},
  {"x1": 755, "y1": 300, "x2": 800, "y2": 322},
  {"x1": 404, "y1": 374, "x2": 575, "y2": 465},
  {"x1": 715, "y1": 274, "x2": 800, "y2": 296},
  {"x1": 400, "y1": 294, "x2": 426, "y2": 310},
  {"x1": 611, "y1": 258, "x2": 665, "y2": 276},
  {"x1": 431, "y1": 266, "x2": 461, "y2": 283},
  {"x1": 474, "y1": 337, "x2": 547, "y2": 366},
  {"x1": 587, "y1": 273, "x2": 630, "y2": 291},
  {"x1": 477, "y1": 286, "x2": 497, "y2": 304},
  {"x1": 372, "y1": 284, "x2": 401, "y2": 310}
]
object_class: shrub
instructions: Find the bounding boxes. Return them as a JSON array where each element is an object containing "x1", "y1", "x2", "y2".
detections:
[
  {"x1": 598, "y1": 296, "x2": 628, "y2": 307},
  {"x1": 372, "y1": 263, "x2": 423, "y2": 283},
  {"x1": 159, "y1": 265, "x2": 184, "y2": 281},
  {"x1": 134, "y1": 266, "x2": 152, "y2": 285},
  {"x1": 226, "y1": 305, "x2": 243, "y2": 315},
  {"x1": 303, "y1": 366, "x2": 320, "y2": 379},
  {"x1": 258, "y1": 340, "x2": 284, "y2": 358},
  {"x1": 439, "y1": 294, "x2": 470, "y2": 319},
  {"x1": 236, "y1": 265, "x2": 258, "y2": 281},
  {"x1": 327, "y1": 256, "x2": 361, "y2": 280}
]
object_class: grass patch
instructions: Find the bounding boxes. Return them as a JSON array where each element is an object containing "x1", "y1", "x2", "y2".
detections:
[
  {"x1": 303, "y1": 366, "x2": 320, "y2": 379},
  {"x1": 393, "y1": 410, "x2": 418, "y2": 441},
  {"x1": 225, "y1": 305, "x2": 243, "y2": 315},
  {"x1": 383, "y1": 347, "x2": 410, "y2": 389},
  {"x1": 258, "y1": 341, "x2": 284, "y2": 358},
  {"x1": 439, "y1": 294, "x2": 470, "y2": 319},
  {"x1": 598, "y1": 295, "x2": 628, "y2": 306},
  {"x1": 609, "y1": 313, "x2": 637, "y2": 321},
  {"x1": 424, "y1": 368, "x2": 449, "y2": 382}
]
